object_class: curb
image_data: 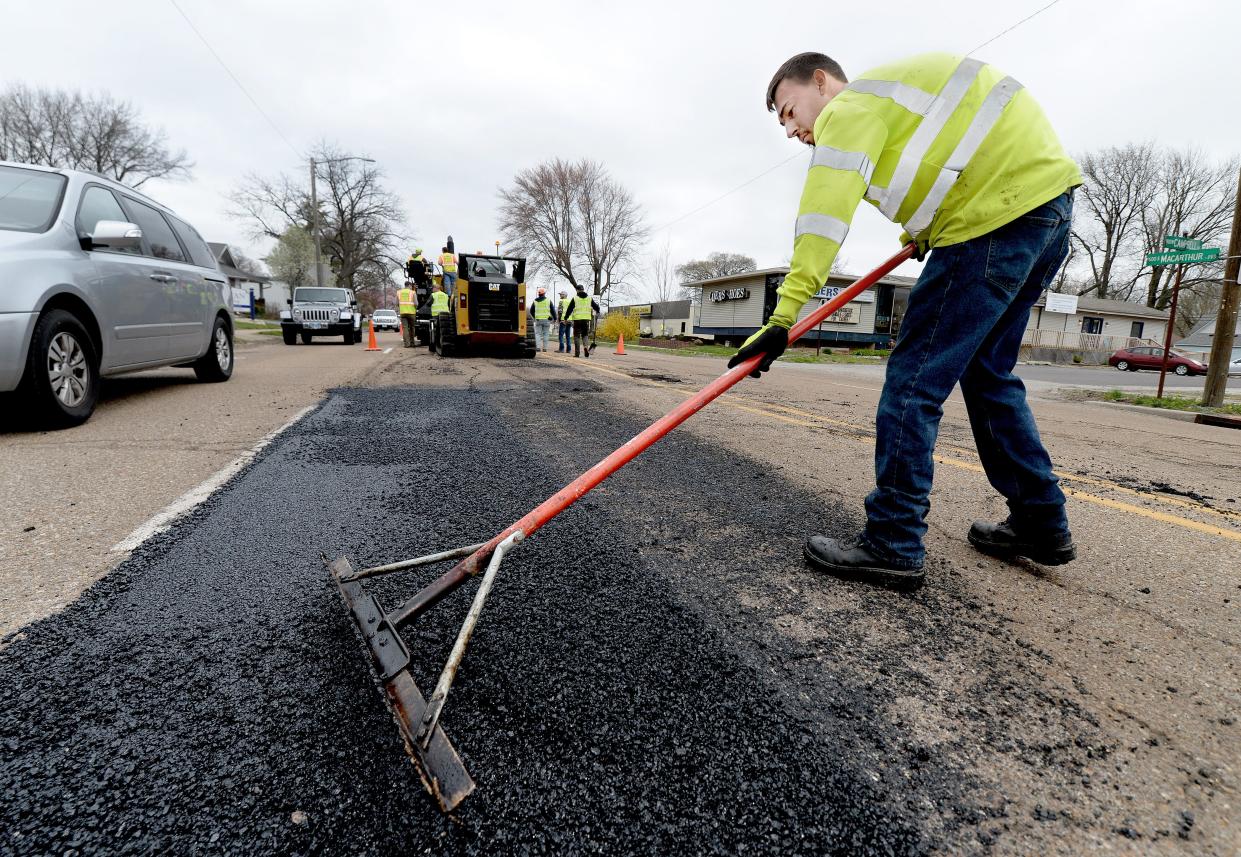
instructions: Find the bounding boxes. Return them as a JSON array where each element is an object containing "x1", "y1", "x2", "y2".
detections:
[{"x1": 1094, "y1": 400, "x2": 1211, "y2": 424}]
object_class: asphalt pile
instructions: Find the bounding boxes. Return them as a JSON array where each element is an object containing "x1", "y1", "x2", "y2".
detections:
[{"x1": 0, "y1": 379, "x2": 1120, "y2": 855}]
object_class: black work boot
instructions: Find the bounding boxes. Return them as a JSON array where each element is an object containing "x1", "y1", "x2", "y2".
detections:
[
  {"x1": 803, "y1": 535, "x2": 925, "y2": 589},
  {"x1": 968, "y1": 519, "x2": 1076, "y2": 565}
]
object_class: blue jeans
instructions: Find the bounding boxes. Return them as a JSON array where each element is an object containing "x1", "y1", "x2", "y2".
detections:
[
  {"x1": 558, "y1": 322, "x2": 572, "y2": 351},
  {"x1": 860, "y1": 191, "x2": 1075, "y2": 569},
  {"x1": 443, "y1": 272, "x2": 457, "y2": 294},
  {"x1": 534, "y1": 319, "x2": 553, "y2": 350}
]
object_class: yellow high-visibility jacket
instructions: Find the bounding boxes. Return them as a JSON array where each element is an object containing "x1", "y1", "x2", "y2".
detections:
[
  {"x1": 773, "y1": 52, "x2": 1081, "y2": 329},
  {"x1": 438, "y1": 252, "x2": 457, "y2": 274},
  {"x1": 429, "y1": 291, "x2": 450, "y2": 314},
  {"x1": 397, "y1": 288, "x2": 417, "y2": 315}
]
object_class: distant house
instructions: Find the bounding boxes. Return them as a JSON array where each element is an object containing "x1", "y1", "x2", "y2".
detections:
[
  {"x1": 1024, "y1": 293, "x2": 1168, "y2": 355},
  {"x1": 207, "y1": 242, "x2": 273, "y2": 299},
  {"x1": 1176, "y1": 314, "x2": 1241, "y2": 364}
]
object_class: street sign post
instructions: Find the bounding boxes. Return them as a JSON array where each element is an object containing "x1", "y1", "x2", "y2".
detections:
[
  {"x1": 1145, "y1": 248, "x2": 1220, "y2": 266},
  {"x1": 1163, "y1": 235, "x2": 1203, "y2": 251}
]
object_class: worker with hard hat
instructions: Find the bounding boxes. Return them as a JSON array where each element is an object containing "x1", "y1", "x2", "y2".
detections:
[
  {"x1": 438, "y1": 246, "x2": 458, "y2": 294},
  {"x1": 729, "y1": 51, "x2": 1082, "y2": 588},
  {"x1": 528, "y1": 286, "x2": 557, "y2": 353},
  {"x1": 557, "y1": 289, "x2": 573, "y2": 353},
  {"x1": 397, "y1": 278, "x2": 419, "y2": 348}
]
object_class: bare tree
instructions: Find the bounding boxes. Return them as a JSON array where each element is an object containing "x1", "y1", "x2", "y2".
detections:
[
  {"x1": 644, "y1": 238, "x2": 677, "y2": 304},
  {"x1": 1131, "y1": 148, "x2": 1236, "y2": 312},
  {"x1": 498, "y1": 158, "x2": 647, "y2": 301},
  {"x1": 0, "y1": 84, "x2": 191, "y2": 187},
  {"x1": 1070, "y1": 142, "x2": 1159, "y2": 299},
  {"x1": 228, "y1": 142, "x2": 408, "y2": 305},
  {"x1": 675, "y1": 252, "x2": 757, "y2": 284}
]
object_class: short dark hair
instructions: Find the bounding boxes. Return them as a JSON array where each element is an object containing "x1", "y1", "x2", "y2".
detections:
[{"x1": 766, "y1": 52, "x2": 847, "y2": 112}]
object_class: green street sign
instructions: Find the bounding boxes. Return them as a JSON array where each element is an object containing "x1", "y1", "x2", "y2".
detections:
[
  {"x1": 1145, "y1": 247, "x2": 1220, "y2": 266},
  {"x1": 1164, "y1": 235, "x2": 1203, "y2": 251}
]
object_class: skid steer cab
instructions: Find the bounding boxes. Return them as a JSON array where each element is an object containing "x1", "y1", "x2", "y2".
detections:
[{"x1": 430, "y1": 253, "x2": 535, "y2": 358}]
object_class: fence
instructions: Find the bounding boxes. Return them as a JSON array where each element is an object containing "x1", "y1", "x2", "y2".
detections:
[{"x1": 1020, "y1": 329, "x2": 1150, "y2": 353}]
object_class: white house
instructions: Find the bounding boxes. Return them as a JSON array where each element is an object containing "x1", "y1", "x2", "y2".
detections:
[{"x1": 1024, "y1": 293, "x2": 1168, "y2": 354}]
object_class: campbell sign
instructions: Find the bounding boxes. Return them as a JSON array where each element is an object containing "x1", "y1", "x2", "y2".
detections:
[{"x1": 710, "y1": 287, "x2": 750, "y2": 303}]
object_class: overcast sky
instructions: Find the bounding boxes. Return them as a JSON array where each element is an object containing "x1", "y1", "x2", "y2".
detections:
[{"x1": 7, "y1": 0, "x2": 1238, "y2": 297}]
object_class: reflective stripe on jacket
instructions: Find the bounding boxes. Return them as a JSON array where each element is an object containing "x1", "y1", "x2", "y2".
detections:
[
  {"x1": 531, "y1": 296, "x2": 553, "y2": 320},
  {"x1": 569, "y1": 294, "x2": 594, "y2": 321},
  {"x1": 429, "y1": 291, "x2": 450, "y2": 314},
  {"x1": 397, "y1": 288, "x2": 417, "y2": 314},
  {"x1": 773, "y1": 52, "x2": 1081, "y2": 329}
]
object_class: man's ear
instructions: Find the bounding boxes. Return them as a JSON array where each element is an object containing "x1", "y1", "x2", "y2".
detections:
[{"x1": 813, "y1": 68, "x2": 829, "y2": 91}]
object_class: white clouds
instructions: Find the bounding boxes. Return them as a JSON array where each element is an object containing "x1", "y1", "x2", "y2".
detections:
[{"x1": 6, "y1": 0, "x2": 1237, "y2": 290}]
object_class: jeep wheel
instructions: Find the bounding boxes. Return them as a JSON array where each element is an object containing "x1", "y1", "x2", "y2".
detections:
[
  {"x1": 22, "y1": 309, "x2": 100, "y2": 428},
  {"x1": 193, "y1": 316, "x2": 234, "y2": 382},
  {"x1": 282, "y1": 327, "x2": 297, "y2": 345},
  {"x1": 300, "y1": 332, "x2": 313, "y2": 344}
]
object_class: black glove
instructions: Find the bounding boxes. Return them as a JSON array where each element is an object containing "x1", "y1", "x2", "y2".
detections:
[{"x1": 726, "y1": 324, "x2": 788, "y2": 379}]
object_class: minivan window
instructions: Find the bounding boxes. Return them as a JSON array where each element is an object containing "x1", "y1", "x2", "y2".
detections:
[
  {"x1": 0, "y1": 165, "x2": 67, "y2": 233},
  {"x1": 295, "y1": 288, "x2": 351, "y2": 302},
  {"x1": 121, "y1": 197, "x2": 187, "y2": 263},
  {"x1": 168, "y1": 215, "x2": 218, "y2": 269},
  {"x1": 76, "y1": 186, "x2": 141, "y2": 255}
]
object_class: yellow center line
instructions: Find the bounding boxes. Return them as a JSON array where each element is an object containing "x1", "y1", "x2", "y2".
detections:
[{"x1": 551, "y1": 356, "x2": 1241, "y2": 542}]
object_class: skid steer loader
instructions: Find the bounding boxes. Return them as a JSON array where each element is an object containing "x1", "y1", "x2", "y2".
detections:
[{"x1": 431, "y1": 254, "x2": 536, "y2": 358}]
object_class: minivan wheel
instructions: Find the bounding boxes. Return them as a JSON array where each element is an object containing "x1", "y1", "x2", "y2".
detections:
[
  {"x1": 23, "y1": 309, "x2": 100, "y2": 428},
  {"x1": 1174, "y1": 364, "x2": 1189, "y2": 376},
  {"x1": 194, "y1": 317, "x2": 234, "y2": 382},
  {"x1": 1116, "y1": 360, "x2": 1129, "y2": 371}
]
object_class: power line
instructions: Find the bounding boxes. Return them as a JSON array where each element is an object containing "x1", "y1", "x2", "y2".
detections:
[
  {"x1": 167, "y1": 0, "x2": 302, "y2": 159},
  {"x1": 967, "y1": 0, "x2": 1067, "y2": 56}
]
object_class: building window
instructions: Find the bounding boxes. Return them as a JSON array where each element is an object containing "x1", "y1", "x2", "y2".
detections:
[
  {"x1": 1080, "y1": 316, "x2": 1104, "y2": 335},
  {"x1": 680, "y1": 322, "x2": 686, "y2": 333},
  {"x1": 1130, "y1": 321, "x2": 1144, "y2": 339}
]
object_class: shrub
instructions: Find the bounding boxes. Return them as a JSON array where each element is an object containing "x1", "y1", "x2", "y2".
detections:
[
  {"x1": 596, "y1": 310, "x2": 639, "y2": 342},
  {"x1": 1072, "y1": 353, "x2": 1083, "y2": 364}
]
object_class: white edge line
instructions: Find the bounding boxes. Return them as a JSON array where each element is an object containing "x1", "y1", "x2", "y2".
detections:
[
  {"x1": 383, "y1": 347, "x2": 393, "y2": 354},
  {"x1": 108, "y1": 404, "x2": 317, "y2": 555}
]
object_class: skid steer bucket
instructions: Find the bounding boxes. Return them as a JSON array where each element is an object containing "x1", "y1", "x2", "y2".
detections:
[{"x1": 330, "y1": 245, "x2": 915, "y2": 813}]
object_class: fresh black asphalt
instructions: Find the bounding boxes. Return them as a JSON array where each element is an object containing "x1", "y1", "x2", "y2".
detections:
[{"x1": 0, "y1": 374, "x2": 1119, "y2": 855}]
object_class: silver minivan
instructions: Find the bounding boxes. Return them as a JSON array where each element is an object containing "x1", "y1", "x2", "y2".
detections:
[{"x1": 0, "y1": 161, "x2": 233, "y2": 427}]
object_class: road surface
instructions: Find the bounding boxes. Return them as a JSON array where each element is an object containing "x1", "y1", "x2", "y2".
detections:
[{"x1": 1, "y1": 338, "x2": 1237, "y2": 855}]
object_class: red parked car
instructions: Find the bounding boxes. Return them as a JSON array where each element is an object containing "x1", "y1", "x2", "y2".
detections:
[{"x1": 1108, "y1": 345, "x2": 1207, "y2": 376}]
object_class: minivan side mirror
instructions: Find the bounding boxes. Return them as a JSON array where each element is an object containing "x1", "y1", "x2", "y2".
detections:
[
  {"x1": 287, "y1": 299, "x2": 293, "y2": 306},
  {"x1": 87, "y1": 220, "x2": 143, "y2": 250}
]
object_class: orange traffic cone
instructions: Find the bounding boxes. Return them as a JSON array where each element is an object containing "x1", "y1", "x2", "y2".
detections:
[
  {"x1": 365, "y1": 318, "x2": 381, "y2": 352},
  {"x1": 614, "y1": 333, "x2": 626, "y2": 355}
]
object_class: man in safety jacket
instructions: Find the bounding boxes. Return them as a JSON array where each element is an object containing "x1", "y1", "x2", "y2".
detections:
[
  {"x1": 424, "y1": 282, "x2": 450, "y2": 317},
  {"x1": 397, "y1": 281, "x2": 419, "y2": 348},
  {"x1": 565, "y1": 287, "x2": 600, "y2": 358},
  {"x1": 528, "y1": 286, "x2": 557, "y2": 353},
  {"x1": 438, "y1": 246, "x2": 458, "y2": 295},
  {"x1": 729, "y1": 52, "x2": 1081, "y2": 588},
  {"x1": 557, "y1": 289, "x2": 573, "y2": 353}
]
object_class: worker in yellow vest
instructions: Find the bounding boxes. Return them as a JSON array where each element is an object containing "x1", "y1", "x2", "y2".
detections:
[
  {"x1": 397, "y1": 282, "x2": 419, "y2": 347},
  {"x1": 528, "y1": 286, "x2": 556, "y2": 353},
  {"x1": 566, "y1": 287, "x2": 600, "y2": 358},
  {"x1": 729, "y1": 51, "x2": 1081, "y2": 588},
  {"x1": 438, "y1": 246, "x2": 458, "y2": 294},
  {"x1": 557, "y1": 289, "x2": 573, "y2": 353},
  {"x1": 425, "y1": 282, "x2": 451, "y2": 316}
]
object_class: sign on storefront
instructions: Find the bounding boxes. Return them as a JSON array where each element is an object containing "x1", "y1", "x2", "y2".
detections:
[{"x1": 710, "y1": 287, "x2": 750, "y2": 302}]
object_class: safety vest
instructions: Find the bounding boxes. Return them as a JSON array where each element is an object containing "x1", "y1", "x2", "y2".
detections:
[
  {"x1": 397, "y1": 288, "x2": 416, "y2": 314},
  {"x1": 429, "y1": 291, "x2": 450, "y2": 314},
  {"x1": 771, "y1": 52, "x2": 1080, "y2": 330},
  {"x1": 531, "y1": 296, "x2": 553, "y2": 320},
  {"x1": 438, "y1": 252, "x2": 457, "y2": 273},
  {"x1": 558, "y1": 297, "x2": 571, "y2": 320},
  {"x1": 568, "y1": 294, "x2": 593, "y2": 321}
]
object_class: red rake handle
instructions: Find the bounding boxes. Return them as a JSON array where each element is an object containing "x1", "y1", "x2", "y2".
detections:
[{"x1": 435, "y1": 245, "x2": 914, "y2": 587}]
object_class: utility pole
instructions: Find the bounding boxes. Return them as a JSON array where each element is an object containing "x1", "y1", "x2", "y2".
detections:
[
  {"x1": 1202, "y1": 166, "x2": 1241, "y2": 407},
  {"x1": 309, "y1": 157, "x2": 323, "y2": 288},
  {"x1": 1156, "y1": 263, "x2": 1183, "y2": 400}
]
